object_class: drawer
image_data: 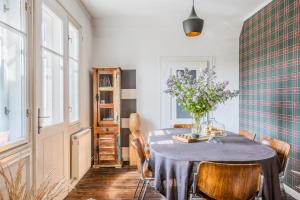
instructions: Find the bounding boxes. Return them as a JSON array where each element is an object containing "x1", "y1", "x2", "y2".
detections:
[
  {"x1": 98, "y1": 127, "x2": 117, "y2": 133},
  {"x1": 99, "y1": 148, "x2": 115, "y2": 155},
  {"x1": 99, "y1": 154, "x2": 115, "y2": 161},
  {"x1": 99, "y1": 140, "x2": 115, "y2": 147},
  {"x1": 99, "y1": 133, "x2": 115, "y2": 140}
]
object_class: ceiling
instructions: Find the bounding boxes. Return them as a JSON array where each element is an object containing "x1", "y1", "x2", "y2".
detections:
[{"x1": 81, "y1": 0, "x2": 272, "y2": 20}]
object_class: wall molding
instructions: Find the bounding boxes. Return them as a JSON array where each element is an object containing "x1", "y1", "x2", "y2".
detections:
[
  {"x1": 284, "y1": 184, "x2": 300, "y2": 200},
  {"x1": 159, "y1": 56, "x2": 216, "y2": 129}
]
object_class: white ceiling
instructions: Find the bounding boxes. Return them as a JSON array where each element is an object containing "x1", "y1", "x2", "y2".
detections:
[{"x1": 81, "y1": 0, "x2": 272, "y2": 20}]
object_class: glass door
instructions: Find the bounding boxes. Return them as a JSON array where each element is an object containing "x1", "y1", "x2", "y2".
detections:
[{"x1": 35, "y1": 1, "x2": 67, "y2": 195}]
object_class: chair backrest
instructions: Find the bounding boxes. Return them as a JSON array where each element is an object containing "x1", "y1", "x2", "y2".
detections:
[
  {"x1": 261, "y1": 136, "x2": 290, "y2": 173},
  {"x1": 196, "y1": 162, "x2": 262, "y2": 200},
  {"x1": 173, "y1": 124, "x2": 192, "y2": 128},
  {"x1": 132, "y1": 130, "x2": 146, "y2": 152},
  {"x1": 131, "y1": 138, "x2": 145, "y2": 175},
  {"x1": 239, "y1": 129, "x2": 256, "y2": 141}
]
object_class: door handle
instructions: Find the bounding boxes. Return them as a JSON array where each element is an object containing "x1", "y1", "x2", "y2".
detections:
[{"x1": 38, "y1": 108, "x2": 50, "y2": 134}]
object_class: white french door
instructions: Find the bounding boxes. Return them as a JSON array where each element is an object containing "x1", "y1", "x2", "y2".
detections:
[{"x1": 34, "y1": 0, "x2": 68, "y2": 195}]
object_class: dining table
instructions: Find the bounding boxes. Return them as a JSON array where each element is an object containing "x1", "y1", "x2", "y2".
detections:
[{"x1": 148, "y1": 128, "x2": 282, "y2": 200}]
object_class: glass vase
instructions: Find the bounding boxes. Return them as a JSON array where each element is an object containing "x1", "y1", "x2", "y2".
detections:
[
  {"x1": 202, "y1": 116, "x2": 226, "y2": 143},
  {"x1": 191, "y1": 113, "x2": 204, "y2": 138}
]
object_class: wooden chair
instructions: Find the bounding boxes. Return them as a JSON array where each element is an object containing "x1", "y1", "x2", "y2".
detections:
[
  {"x1": 173, "y1": 124, "x2": 192, "y2": 128},
  {"x1": 261, "y1": 136, "x2": 291, "y2": 193},
  {"x1": 192, "y1": 161, "x2": 262, "y2": 200},
  {"x1": 239, "y1": 129, "x2": 256, "y2": 141},
  {"x1": 132, "y1": 130, "x2": 150, "y2": 159},
  {"x1": 131, "y1": 138, "x2": 154, "y2": 200}
]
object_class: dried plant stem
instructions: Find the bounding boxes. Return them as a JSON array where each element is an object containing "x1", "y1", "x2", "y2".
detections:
[{"x1": 0, "y1": 161, "x2": 65, "y2": 200}]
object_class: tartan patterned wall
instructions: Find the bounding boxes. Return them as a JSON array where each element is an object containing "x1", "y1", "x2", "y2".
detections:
[{"x1": 240, "y1": 0, "x2": 300, "y2": 190}]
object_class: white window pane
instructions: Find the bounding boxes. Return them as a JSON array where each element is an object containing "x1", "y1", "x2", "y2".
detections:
[
  {"x1": 69, "y1": 59, "x2": 79, "y2": 122},
  {"x1": 0, "y1": 0, "x2": 25, "y2": 32},
  {"x1": 0, "y1": 26, "x2": 25, "y2": 145},
  {"x1": 42, "y1": 4, "x2": 63, "y2": 54},
  {"x1": 68, "y1": 23, "x2": 79, "y2": 60},
  {"x1": 42, "y1": 50, "x2": 63, "y2": 126}
]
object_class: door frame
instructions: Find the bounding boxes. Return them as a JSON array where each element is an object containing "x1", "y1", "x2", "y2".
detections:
[
  {"x1": 33, "y1": 0, "x2": 83, "y2": 195},
  {"x1": 33, "y1": 0, "x2": 69, "y2": 193}
]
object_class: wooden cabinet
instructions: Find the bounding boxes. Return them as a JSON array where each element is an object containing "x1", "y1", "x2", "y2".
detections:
[{"x1": 92, "y1": 67, "x2": 122, "y2": 167}]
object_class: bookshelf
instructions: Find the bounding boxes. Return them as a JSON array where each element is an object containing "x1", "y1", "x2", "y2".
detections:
[{"x1": 92, "y1": 67, "x2": 122, "y2": 167}]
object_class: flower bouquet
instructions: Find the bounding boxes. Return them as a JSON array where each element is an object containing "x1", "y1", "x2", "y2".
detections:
[{"x1": 165, "y1": 67, "x2": 239, "y2": 138}]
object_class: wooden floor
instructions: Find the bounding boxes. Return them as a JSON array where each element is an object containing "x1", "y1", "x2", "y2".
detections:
[
  {"x1": 66, "y1": 166, "x2": 164, "y2": 200},
  {"x1": 66, "y1": 166, "x2": 296, "y2": 200}
]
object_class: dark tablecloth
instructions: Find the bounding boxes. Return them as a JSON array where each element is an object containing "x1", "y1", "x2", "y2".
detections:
[{"x1": 149, "y1": 128, "x2": 282, "y2": 200}]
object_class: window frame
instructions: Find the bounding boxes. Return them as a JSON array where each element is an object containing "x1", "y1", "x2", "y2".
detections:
[
  {"x1": 0, "y1": 0, "x2": 32, "y2": 153},
  {"x1": 67, "y1": 19, "x2": 81, "y2": 127},
  {"x1": 40, "y1": 0, "x2": 82, "y2": 134},
  {"x1": 41, "y1": 3, "x2": 64, "y2": 128}
]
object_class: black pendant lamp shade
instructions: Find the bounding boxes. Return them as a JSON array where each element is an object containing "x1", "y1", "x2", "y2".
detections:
[{"x1": 183, "y1": 0, "x2": 204, "y2": 37}]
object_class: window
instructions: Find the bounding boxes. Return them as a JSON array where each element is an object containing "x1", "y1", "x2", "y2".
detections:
[
  {"x1": 0, "y1": 0, "x2": 27, "y2": 146},
  {"x1": 41, "y1": 4, "x2": 64, "y2": 126},
  {"x1": 68, "y1": 23, "x2": 79, "y2": 123}
]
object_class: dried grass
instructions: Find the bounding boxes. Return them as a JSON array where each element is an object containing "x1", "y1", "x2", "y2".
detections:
[{"x1": 0, "y1": 161, "x2": 65, "y2": 200}]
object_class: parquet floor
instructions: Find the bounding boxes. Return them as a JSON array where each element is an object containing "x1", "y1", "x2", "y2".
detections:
[
  {"x1": 66, "y1": 166, "x2": 296, "y2": 200},
  {"x1": 66, "y1": 166, "x2": 164, "y2": 200}
]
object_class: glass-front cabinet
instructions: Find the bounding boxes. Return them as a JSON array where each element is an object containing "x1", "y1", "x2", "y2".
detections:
[{"x1": 92, "y1": 67, "x2": 121, "y2": 167}]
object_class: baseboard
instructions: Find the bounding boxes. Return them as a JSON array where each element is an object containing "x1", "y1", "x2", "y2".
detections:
[{"x1": 284, "y1": 184, "x2": 300, "y2": 199}]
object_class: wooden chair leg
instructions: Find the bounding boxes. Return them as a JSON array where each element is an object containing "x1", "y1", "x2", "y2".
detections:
[
  {"x1": 134, "y1": 179, "x2": 142, "y2": 198},
  {"x1": 137, "y1": 180, "x2": 146, "y2": 199},
  {"x1": 141, "y1": 180, "x2": 149, "y2": 200}
]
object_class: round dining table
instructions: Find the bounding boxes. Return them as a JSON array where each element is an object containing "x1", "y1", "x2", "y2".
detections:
[{"x1": 148, "y1": 128, "x2": 282, "y2": 200}]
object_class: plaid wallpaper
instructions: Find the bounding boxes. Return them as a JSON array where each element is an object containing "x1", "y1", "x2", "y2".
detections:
[{"x1": 240, "y1": 0, "x2": 300, "y2": 190}]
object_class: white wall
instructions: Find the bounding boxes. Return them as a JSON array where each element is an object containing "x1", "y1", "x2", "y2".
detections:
[{"x1": 92, "y1": 16, "x2": 241, "y2": 135}]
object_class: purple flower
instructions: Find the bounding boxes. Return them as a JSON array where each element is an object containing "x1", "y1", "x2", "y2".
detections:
[
  {"x1": 166, "y1": 79, "x2": 173, "y2": 87},
  {"x1": 222, "y1": 81, "x2": 229, "y2": 89},
  {"x1": 163, "y1": 65, "x2": 239, "y2": 114}
]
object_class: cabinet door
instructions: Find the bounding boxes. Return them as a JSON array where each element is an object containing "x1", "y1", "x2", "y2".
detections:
[{"x1": 113, "y1": 69, "x2": 121, "y2": 162}]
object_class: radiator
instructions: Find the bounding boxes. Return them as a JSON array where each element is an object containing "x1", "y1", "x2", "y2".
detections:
[{"x1": 71, "y1": 128, "x2": 91, "y2": 180}]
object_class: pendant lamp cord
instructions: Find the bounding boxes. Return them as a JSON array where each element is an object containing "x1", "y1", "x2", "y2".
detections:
[{"x1": 193, "y1": 0, "x2": 194, "y2": 7}]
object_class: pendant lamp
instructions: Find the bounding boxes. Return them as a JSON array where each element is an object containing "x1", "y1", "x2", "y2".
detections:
[{"x1": 183, "y1": 0, "x2": 204, "y2": 37}]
